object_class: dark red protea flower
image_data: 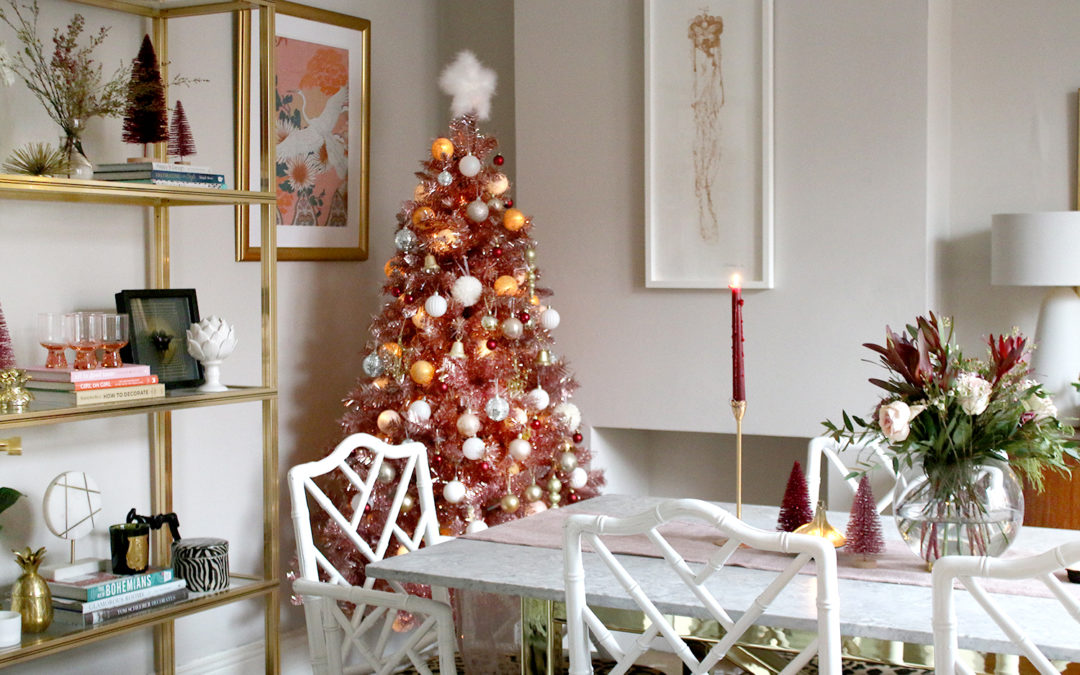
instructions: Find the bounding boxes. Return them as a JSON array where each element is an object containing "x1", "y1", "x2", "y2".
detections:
[{"x1": 987, "y1": 334, "x2": 1027, "y2": 385}]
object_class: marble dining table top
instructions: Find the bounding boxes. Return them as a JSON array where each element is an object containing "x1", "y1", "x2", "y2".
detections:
[{"x1": 366, "y1": 494, "x2": 1080, "y2": 661}]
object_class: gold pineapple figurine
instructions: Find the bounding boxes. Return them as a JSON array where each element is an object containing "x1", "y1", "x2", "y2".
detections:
[{"x1": 10, "y1": 547, "x2": 52, "y2": 632}]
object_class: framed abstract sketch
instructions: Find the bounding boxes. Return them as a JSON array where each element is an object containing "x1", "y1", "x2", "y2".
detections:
[
  {"x1": 235, "y1": 2, "x2": 370, "y2": 261},
  {"x1": 114, "y1": 289, "x2": 204, "y2": 389},
  {"x1": 644, "y1": 0, "x2": 774, "y2": 289}
]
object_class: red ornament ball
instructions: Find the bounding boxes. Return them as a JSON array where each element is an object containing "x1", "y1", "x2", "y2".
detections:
[
  {"x1": 530, "y1": 418, "x2": 541, "y2": 429},
  {"x1": 493, "y1": 246, "x2": 503, "y2": 256},
  {"x1": 480, "y1": 461, "x2": 491, "y2": 472},
  {"x1": 568, "y1": 492, "x2": 581, "y2": 503},
  {"x1": 573, "y1": 432, "x2": 583, "y2": 443},
  {"x1": 403, "y1": 293, "x2": 414, "y2": 304},
  {"x1": 504, "y1": 199, "x2": 513, "y2": 208},
  {"x1": 439, "y1": 382, "x2": 449, "y2": 393},
  {"x1": 486, "y1": 338, "x2": 498, "y2": 350},
  {"x1": 519, "y1": 311, "x2": 531, "y2": 322},
  {"x1": 430, "y1": 454, "x2": 443, "y2": 468},
  {"x1": 494, "y1": 154, "x2": 505, "y2": 166},
  {"x1": 364, "y1": 503, "x2": 372, "y2": 513},
  {"x1": 390, "y1": 287, "x2": 402, "y2": 297}
]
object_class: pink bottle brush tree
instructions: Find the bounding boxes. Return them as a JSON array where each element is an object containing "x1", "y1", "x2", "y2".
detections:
[{"x1": 846, "y1": 474, "x2": 885, "y2": 567}]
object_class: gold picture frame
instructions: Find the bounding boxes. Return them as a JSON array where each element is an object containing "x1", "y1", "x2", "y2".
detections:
[{"x1": 235, "y1": 1, "x2": 370, "y2": 261}]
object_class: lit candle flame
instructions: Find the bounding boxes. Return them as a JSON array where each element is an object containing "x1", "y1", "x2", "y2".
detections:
[{"x1": 730, "y1": 272, "x2": 741, "y2": 289}]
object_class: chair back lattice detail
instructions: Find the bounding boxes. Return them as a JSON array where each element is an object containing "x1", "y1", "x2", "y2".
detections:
[
  {"x1": 288, "y1": 432, "x2": 454, "y2": 675},
  {"x1": 932, "y1": 541, "x2": 1080, "y2": 675},
  {"x1": 807, "y1": 435, "x2": 899, "y2": 514},
  {"x1": 563, "y1": 498, "x2": 841, "y2": 675}
]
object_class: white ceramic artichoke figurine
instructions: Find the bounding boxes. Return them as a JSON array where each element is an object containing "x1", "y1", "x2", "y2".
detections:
[{"x1": 186, "y1": 316, "x2": 238, "y2": 392}]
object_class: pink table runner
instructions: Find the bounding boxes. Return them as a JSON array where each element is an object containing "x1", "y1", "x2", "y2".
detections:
[{"x1": 463, "y1": 505, "x2": 1078, "y2": 600}]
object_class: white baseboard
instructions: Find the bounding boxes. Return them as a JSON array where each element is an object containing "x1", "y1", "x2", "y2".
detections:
[{"x1": 176, "y1": 628, "x2": 308, "y2": 674}]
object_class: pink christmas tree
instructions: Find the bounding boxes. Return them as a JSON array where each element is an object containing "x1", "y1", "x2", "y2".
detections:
[
  {"x1": 0, "y1": 302, "x2": 15, "y2": 370},
  {"x1": 777, "y1": 460, "x2": 813, "y2": 532},
  {"x1": 846, "y1": 474, "x2": 884, "y2": 566}
]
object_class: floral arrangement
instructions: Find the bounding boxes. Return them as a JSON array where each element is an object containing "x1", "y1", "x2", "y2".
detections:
[
  {"x1": 0, "y1": 1, "x2": 132, "y2": 155},
  {"x1": 823, "y1": 313, "x2": 1078, "y2": 562}
]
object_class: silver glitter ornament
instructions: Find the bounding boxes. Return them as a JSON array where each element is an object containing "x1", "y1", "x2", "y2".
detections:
[
  {"x1": 394, "y1": 228, "x2": 417, "y2": 251},
  {"x1": 362, "y1": 352, "x2": 384, "y2": 377},
  {"x1": 485, "y1": 395, "x2": 509, "y2": 421}
]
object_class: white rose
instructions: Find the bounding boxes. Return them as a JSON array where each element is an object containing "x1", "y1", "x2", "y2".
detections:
[
  {"x1": 1024, "y1": 389, "x2": 1058, "y2": 421},
  {"x1": 954, "y1": 372, "x2": 991, "y2": 416},
  {"x1": 878, "y1": 401, "x2": 922, "y2": 443}
]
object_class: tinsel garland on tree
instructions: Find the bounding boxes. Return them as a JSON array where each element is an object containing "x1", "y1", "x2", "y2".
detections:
[{"x1": 306, "y1": 52, "x2": 604, "y2": 591}]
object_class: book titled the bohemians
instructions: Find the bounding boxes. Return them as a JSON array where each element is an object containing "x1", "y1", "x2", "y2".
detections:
[{"x1": 46, "y1": 567, "x2": 175, "y2": 602}]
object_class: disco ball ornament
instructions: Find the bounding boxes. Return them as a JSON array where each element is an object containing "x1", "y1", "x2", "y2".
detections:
[
  {"x1": 394, "y1": 228, "x2": 417, "y2": 252},
  {"x1": 466, "y1": 199, "x2": 489, "y2": 223},
  {"x1": 362, "y1": 352, "x2": 384, "y2": 377},
  {"x1": 452, "y1": 275, "x2": 483, "y2": 306},
  {"x1": 541, "y1": 308, "x2": 561, "y2": 330},
  {"x1": 501, "y1": 494, "x2": 520, "y2": 513},
  {"x1": 485, "y1": 395, "x2": 509, "y2": 421},
  {"x1": 424, "y1": 294, "x2": 448, "y2": 318},
  {"x1": 559, "y1": 451, "x2": 578, "y2": 472},
  {"x1": 406, "y1": 399, "x2": 432, "y2": 424},
  {"x1": 509, "y1": 438, "x2": 532, "y2": 461},
  {"x1": 570, "y1": 467, "x2": 588, "y2": 489},
  {"x1": 457, "y1": 412, "x2": 481, "y2": 437},
  {"x1": 443, "y1": 480, "x2": 466, "y2": 504},
  {"x1": 459, "y1": 153, "x2": 482, "y2": 177},
  {"x1": 437, "y1": 170, "x2": 453, "y2": 186},
  {"x1": 377, "y1": 410, "x2": 401, "y2": 434},
  {"x1": 462, "y1": 437, "x2": 486, "y2": 460},
  {"x1": 525, "y1": 484, "x2": 544, "y2": 502},
  {"x1": 481, "y1": 315, "x2": 499, "y2": 331},
  {"x1": 501, "y1": 317, "x2": 523, "y2": 339},
  {"x1": 526, "y1": 387, "x2": 550, "y2": 410}
]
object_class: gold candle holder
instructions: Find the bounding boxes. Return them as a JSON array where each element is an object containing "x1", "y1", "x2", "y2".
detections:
[{"x1": 731, "y1": 399, "x2": 746, "y2": 519}]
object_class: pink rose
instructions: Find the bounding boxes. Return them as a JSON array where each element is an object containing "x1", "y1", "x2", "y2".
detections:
[{"x1": 878, "y1": 401, "x2": 923, "y2": 442}]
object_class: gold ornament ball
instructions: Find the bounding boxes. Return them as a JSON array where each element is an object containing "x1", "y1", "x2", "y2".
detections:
[
  {"x1": 401, "y1": 494, "x2": 415, "y2": 512},
  {"x1": 547, "y1": 475, "x2": 562, "y2": 493},
  {"x1": 549, "y1": 492, "x2": 562, "y2": 505},
  {"x1": 501, "y1": 494, "x2": 521, "y2": 513},
  {"x1": 503, "y1": 208, "x2": 526, "y2": 232},
  {"x1": 411, "y1": 308, "x2": 427, "y2": 329},
  {"x1": 430, "y1": 228, "x2": 459, "y2": 253},
  {"x1": 377, "y1": 463, "x2": 396, "y2": 484},
  {"x1": 377, "y1": 409, "x2": 401, "y2": 434},
  {"x1": 410, "y1": 360, "x2": 435, "y2": 386},
  {"x1": 494, "y1": 275, "x2": 519, "y2": 296},
  {"x1": 412, "y1": 206, "x2": 435, "y2": 227},
  {"x1": 431, "y1": 137, "x2": 454, "y2": 161},
  {"x1": 525, "y1": 248, "x2": 537, "y2": 264},
  {"x1": 559, "y1": 451, "x2": 578, "y2": 472},
  {"x1": 525, "y1": 484, "x2": 543, "y2": 502},
  {"x1": 560, "y1": 438, "x2": 574, "y2": 453}
]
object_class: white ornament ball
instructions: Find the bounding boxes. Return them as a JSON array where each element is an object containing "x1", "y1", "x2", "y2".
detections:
[
  {"x1": 524, "y1": 500, "x2": 548, "y2": 516},
  {"x1": 458, "y1": 153, "x2": 482, "y2": 177},
  {"x1": 456, "y1": 412, "x2": 481, "y2": 437},
  {"x1": 437, "y1": 170, "x2": 454, "y2": 186},
  {"x1": 508, "y1": 438, "x2": 532, "y2": 461},
  {"x1": 501, "y1": 317, "x2": 523, "y2": 339},
  {"x1": 466, "y1": 199, "x2": 490, "y2": 223},
  {"x1": 406, "y1": 399, "x2": 432, "y2": 424},
  {"x1": 485, "y1": 395, "x2": 510, "y2": 421},
  {"x1": 466, "y1": 519, "x2": 488, "y2": 534},
  {"x1": 452, "y1": 275, "x2": 483, "y2": 307},
  {"x1": 570, "y1": 467, "x2": 588, "y2": 489},
  {"x1": 541, "y1": 308, "x2": 561, "y2": 330},
  {"x1": 526, "y1": 387, "x2": 550, "y2": 410},
  {"x1": 462, "y1": 437, "x2": 486, "y2": 460},
  {"x1": 377, "y1": 410, "x2": 401, "y2": 434},
  {"x1": 553, "y1": 402, "x2": 581, "y2": 431},
  {"x1": 424, "y1": 294, "x2": 448, "y2": 318},
  {"x1": 443, "y1": 480, "x2": 466, "y2": 504}
]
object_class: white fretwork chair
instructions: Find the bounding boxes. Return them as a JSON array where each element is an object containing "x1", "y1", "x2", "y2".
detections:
[
  {"x1": 289, "y1": 432, "x2": 456, "y2": 674},
  {"x1": 806, "y1": 435, "x2": 899, "y2": 514},
  {"x1": 563, "y1": 498, "x2": 841, "y2": 675},
  {"x1": 932, "y1": 542, "x2": 1080, "y2": 675}
]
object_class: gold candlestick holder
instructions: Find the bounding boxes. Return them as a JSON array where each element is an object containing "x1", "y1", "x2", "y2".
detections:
[{"x1": 731, "y1": 399, "x2": 746, "y2": 519}]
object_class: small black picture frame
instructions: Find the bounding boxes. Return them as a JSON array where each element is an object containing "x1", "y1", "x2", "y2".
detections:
[{"x1": 115, "y1": 289, "x2": 204, "y2": 389}]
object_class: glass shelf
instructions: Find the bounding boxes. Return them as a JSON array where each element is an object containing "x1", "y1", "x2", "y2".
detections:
[
  {"x1": 70, "y1": 0, "x2": 270, "y2": 18},
  {"x1": 0, "y1": 575, "x2": 278, "y2": 668},
  {"x1": 0, "y1": 175, "x2": 274, "y2": 208},
  {"x1": 0, "y1": 386, "x2": 276, "y2": 430}
]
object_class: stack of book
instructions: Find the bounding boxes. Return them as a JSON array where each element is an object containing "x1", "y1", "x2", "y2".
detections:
[
  {"x1": 48, "y1": 567, "x2": 189, "y2": 626},
  {"x1": 92, "y1": 161, "x2": 227, "y2": 189},
  {"x1": 25, "y1": 364, "x2": 164, "y2": 405}
]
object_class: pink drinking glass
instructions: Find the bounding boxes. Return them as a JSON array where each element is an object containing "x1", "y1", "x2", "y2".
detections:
[
  {"x1": 37, "y1": 312, "x2": 71, "y2": 368},
  {"x1": 67, "y1": 312, "x2": 102, "y2": 370},
  {"x1": 101, "y1": 314, "x2": 129, "y2": 368}
]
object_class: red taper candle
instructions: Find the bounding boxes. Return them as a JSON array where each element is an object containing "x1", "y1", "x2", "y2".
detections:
[{"x1": 730, "y1": 273, "x2": 745, "y2": 402}]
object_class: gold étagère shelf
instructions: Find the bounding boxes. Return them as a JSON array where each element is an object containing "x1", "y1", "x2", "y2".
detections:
[{"x1": 0, "y1": 0, "x2": 280, "y2": 672}]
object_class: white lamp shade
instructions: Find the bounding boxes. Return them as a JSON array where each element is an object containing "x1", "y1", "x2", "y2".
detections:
[{"x1": 991, "y1": 212, "x2": 1080, "y2": 286}]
